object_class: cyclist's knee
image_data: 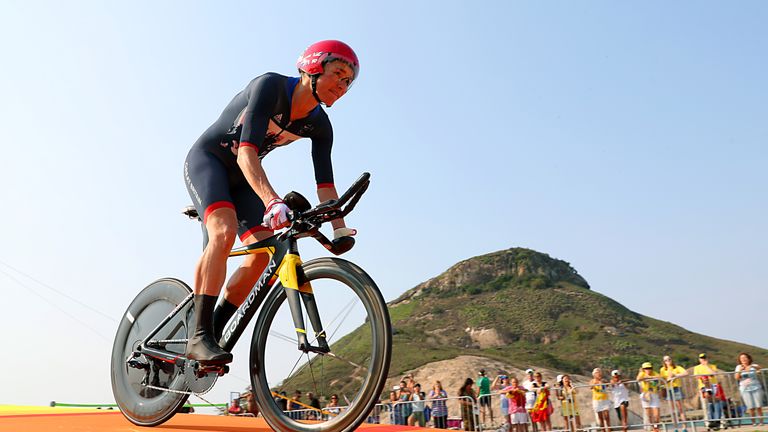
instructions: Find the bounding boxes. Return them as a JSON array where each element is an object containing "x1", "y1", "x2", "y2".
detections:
[{"x1": 205, "y1": 209, "x2": 238, "y2": 251}]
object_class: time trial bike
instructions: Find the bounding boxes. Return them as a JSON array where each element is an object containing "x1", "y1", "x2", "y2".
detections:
[{"x1": 110, "y1": 172, "x2": 392, "y2": 432}]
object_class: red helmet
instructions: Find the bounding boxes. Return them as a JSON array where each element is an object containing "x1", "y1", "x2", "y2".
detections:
[{"x1": 297, "y1": 40, "x2": 359, "y2": 80}]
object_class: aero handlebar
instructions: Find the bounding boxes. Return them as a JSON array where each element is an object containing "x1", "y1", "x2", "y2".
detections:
[{"x1": 282, "y1": 172, "x2": 371, "y2": 255}]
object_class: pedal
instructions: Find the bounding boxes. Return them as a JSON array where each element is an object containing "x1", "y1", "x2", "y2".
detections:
[
  {"x1": 127, "y1": 358, "x2": 150, "y2": 370},
  {"x1": 195, "y1": 364, "x2": 229, "y2": 378}
]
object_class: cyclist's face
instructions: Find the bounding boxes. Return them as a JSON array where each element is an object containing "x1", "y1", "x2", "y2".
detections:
[{"x1": 316, "y1": 61, "x2": 354, "y2": 106}]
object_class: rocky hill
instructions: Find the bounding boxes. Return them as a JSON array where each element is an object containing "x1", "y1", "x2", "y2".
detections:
[{"x1": 287, "y1": 247, "x2": 767, "y2": 396}]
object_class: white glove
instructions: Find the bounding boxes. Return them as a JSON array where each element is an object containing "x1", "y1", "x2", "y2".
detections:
[
  {"x1": 333, "y1": 227, "x2": 357, "y2": 239},
  {"x1": 263, "y1": 198, "x2": 290, "y2": 230}
]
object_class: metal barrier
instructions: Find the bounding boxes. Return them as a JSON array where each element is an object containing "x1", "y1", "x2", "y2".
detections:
[
  {"x1": 563, "y1": 368, "x2": 768, "y2": 432},
  {"x1": 273, "y1": 369, "x2": 766, "y2": 431},
  {"x1": 569, "y1": 377, "x2": 672, "y2": 432},
  {"x1": 668, "y1": 368, "x2": 767, "y2": 431},
  {"x1": 369, "y1": 395, "x2": 481, "y2": 430}
]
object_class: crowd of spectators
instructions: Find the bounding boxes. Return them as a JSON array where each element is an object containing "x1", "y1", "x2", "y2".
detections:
[
  {"x1": 378, "y1": 351, "x2": 764, "y2": 431},
  {"x1": 237, "y1": 351, "x2": 764, "y2": 431}
]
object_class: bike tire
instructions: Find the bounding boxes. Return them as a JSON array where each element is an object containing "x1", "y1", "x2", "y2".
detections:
[
  {"x1": 249, "y1": 257, "x2": 392, "y2": 432},
  {"x1": 110, "y1": 278, "x2": 192, "y2": 426}
]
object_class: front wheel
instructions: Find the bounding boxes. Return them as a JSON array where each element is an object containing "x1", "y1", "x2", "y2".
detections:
[{"x1": 249, "y1": 257, "x2": 392, "y2": 432}]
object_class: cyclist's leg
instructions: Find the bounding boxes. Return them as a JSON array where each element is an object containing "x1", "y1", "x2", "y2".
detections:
[
  {"x1": 213, "y1": 185, "x2": 273, "y2": 339},
  {"x1": 184, "y1": 149, "x2": 238, "y2": 364}
]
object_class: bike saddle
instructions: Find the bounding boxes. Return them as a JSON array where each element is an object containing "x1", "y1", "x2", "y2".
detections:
[{"x1": 182, "y1": 205, "x2": 199, "y2": 220}]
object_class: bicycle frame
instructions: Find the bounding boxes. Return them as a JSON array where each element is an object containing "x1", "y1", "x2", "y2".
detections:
[
  {"x1": 136, "y1": 233, "x2": 328, "y2": 365},
  {"x1": 135, "y1": 172, "x2": 371, "y2": 367}
]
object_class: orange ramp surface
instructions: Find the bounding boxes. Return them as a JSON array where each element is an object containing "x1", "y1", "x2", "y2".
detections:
[{"x1": 0, "y1": 405, "x2": 428, "y2": 431}]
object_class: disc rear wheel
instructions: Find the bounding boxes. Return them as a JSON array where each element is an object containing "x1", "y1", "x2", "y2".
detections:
[{"x1": 110, "y1": 278, "x2": 193, "y2": 426}]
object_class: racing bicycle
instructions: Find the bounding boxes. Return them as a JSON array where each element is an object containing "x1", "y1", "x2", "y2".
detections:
[{"x1": 110, "y1": 172, "x2": 392, "y2": 432}]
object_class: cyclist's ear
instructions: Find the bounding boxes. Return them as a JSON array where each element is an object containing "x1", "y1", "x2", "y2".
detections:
[{"x1": 283, "y1": 191, "x2": 311, "y2": 212}]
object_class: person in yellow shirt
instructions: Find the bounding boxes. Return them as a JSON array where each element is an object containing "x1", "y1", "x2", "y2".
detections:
[
  {"x1": 693, "y1": 353, "x2": 724, "y2": 428},
  {"x1": 637, "y1": 362, "x2": 662, "y2": 432},
  {"x1": 590, "y1": 368, "x2": 611, "y2": 432},
  {"x1": 693, "y1": 353, "x2": 719, "y2": 387},
  {"x1": 659, "y1": 355, "x2": 689, "y2": 422}
]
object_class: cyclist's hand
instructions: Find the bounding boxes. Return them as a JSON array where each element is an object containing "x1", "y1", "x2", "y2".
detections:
[
  {"x1": 334, "y1": 227, "x2": 357, "y2": 239},
  {"x1": 263, "y1": 198, "x2": 290, "y2": 230}
]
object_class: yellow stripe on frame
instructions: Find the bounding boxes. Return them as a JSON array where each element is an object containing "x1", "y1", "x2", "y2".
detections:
[{"x1": 229, "y1": 246, "x2": 275, "y2": 257}]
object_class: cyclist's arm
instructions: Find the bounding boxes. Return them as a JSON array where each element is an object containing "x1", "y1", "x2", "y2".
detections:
[
  {"x1": 238, "y1": 147, "x2": 279, "y2": 204},
  {"x1": 311, "y1": 127, "x2": 347, "y2": 231},
  {"x1": 317, "y1": 185, "x2": 347, "y2": 230},
  {"x1": 237, "y1": 76, "x2": 282, "y2": 204}
]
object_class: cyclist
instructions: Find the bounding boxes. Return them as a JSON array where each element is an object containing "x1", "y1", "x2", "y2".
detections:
[{"x1": 183, "y1": 40, "x2": 360, "y2": 364}]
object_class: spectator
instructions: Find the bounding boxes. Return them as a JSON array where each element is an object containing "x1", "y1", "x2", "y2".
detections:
[
  {"x1": 227, "y1": 395, "x2": 243, "y2": 415},
  {"x1": 275, "y1": 391, "x2": 288, "y2": 412},
  {"x1": 307, "y1": 391, "x2": 321, "y2": 420},
  {"x1": 700, "y1": 375, "x2": 725, "y2": 430},
  {"x1": 288, "y1": 390, "x2": 303, "y2": 420},
  {"x1": 735, "y1": 352, "x2": 765, "y2": 426},
  {"x1": 408, "y1": 383, "x2": 427, "y2": 427},
  {"x1": 694, "y1": 353, "x2": 723, "y2": 429},
  {"x1": 244, "y1": 388, "x2": 259, "y2": 417},
  {"x1": 404, "y1": 373, "x2": 417, "y2": 393},
  {"x1": 492, "y1": 374, "x2": 511, "y2": 427},
  {"x1": 590, "y1": 368, "x2": 611, "y2": 432},
  {"x1": 458, "y1": 378, "x2": 477, "y2": 431},
  {"x1": 477, "y1": 369, "x2": 495, "y2": 427},
  {"x1": 503, "y1": 377, "x2": 529, "y2": 432},
  {"x1": 388, "y1": 390, "x2": 401, "y2": 425},
  {"x1": 659, "y1": 355, "x2": 689, "y2": 423},
  {"x1": 610, "y1": 370, "x2": 630, "y2": 432},
  {"x1": 530, "y1": 372, "x2": 552, "y2": 431},
  {"x1": 429, "y1": 380, "x2": 449, "y2": 429},
  {"x1": 637, "y1": 362, "x2": 662, "y2": 432},
  {"x1": 558, "y1": 374, "x2": 581, "y2": 432},
  {"x1": 325, "y1": 393, "x2": 341, "y2": 418},
  {"x1": 523, "y1": 369, "x2": 538, "y2": 431},
  {"x1": 397, "y1": 381, "x2": 412, "y2": 425}
]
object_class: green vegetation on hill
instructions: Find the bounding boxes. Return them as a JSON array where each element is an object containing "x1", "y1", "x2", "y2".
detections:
[{"x1": 282, "y1": 247, "x2": 768, "y2": 395}]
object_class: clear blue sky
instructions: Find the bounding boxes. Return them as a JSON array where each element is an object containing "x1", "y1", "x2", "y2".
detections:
[{"x1": 1, "y1": 1, "x2": 766, "y2": 407}]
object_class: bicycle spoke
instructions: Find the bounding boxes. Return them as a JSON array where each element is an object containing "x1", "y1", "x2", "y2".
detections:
[{"x1": 269, "y1": 330, "x2": 297, "y2": 345}]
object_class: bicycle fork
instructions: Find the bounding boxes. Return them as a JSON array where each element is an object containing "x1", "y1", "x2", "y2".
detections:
[{"x1": 279, "y1": 253, "x2": 330, "y2": 354}]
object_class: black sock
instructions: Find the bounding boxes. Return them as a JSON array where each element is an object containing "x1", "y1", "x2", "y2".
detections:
[{"x1": 213, "y1": 299, "x2": 238, "y2": 341}]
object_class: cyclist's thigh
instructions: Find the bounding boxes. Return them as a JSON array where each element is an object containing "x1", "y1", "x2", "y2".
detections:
[
  {"x1": 230, "y1": 184, "x2": 273, "y2": 242},
  {"x1": 184, "y1": 149, "x2": 235, "y2": 222}
]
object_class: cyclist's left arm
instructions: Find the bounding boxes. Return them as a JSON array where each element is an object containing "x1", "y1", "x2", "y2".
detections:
[{"x1": 311, "y1": 126, "x2": 356, "y2": 237}]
